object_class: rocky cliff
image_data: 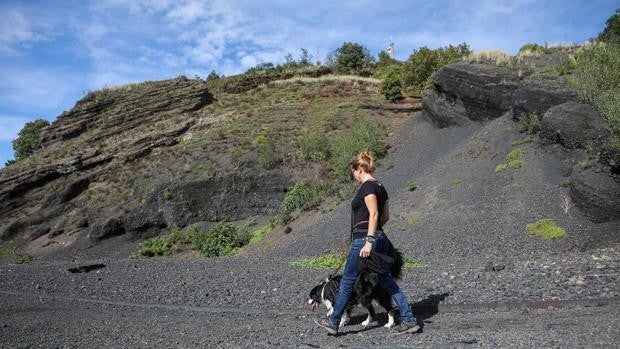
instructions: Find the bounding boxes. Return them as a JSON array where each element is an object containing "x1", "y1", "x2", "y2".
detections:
[
  {"x1": 0, "y1": 75, "x2": 405, "y2": 258},
  {"x1": 423, "y1": 61, "x2": 620, "y2": 222}
]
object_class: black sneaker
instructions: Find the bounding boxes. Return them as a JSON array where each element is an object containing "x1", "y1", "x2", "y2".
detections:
[
  {"x1": 395, "y1": 319, "x2": 420, "y2": 334},
  {"x1": 314, "y1": 316, "x2": 338, "y2": 335}
]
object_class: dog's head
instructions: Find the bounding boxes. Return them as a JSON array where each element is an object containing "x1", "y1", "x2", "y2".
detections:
[{"x1": 307, "y1": 275, "x2": 337, "y2": 311}]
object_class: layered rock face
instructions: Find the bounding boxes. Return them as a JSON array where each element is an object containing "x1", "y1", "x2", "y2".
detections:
[
  {"x1": 422, "y1": 63, "x2": 520, "y2": 127},
  {"x1": 423, "y1": 62, "x2": 620, "y2": 222},
  {"x1": 0, "y1": 77, "x2": 289, "y2": 246}
]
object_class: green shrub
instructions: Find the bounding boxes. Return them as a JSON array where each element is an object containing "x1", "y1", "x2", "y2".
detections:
[
  {"x1": 279, "y1": 180, "x2": 327, "y2": 222},
  {"x1": 253, "y1": 132, "x2": 282, "y2": 169},
  {"x1": 507, "y1": 148, "x2": 524, "y2": 160},
  {"x1": 330, "y1": 115, "x2": 385, "y2": 182},
  {"x1": 507, "y1": 160, "x2": 524, "y2": 169},
  {"x1": 380, "y1": 65, "x2": 404, "y2": 102},
  {"x1": 189, "y1": 222, "x2": 239, "y2": 257},
  {"x1": 328, "y1": 42, "x2": 375, "y2": 76},
  {"x1": 403, "y1": 43, "x2": 471, "y2": 95},
  {"x1": 298, "y1": 129, "x2": 330, "y2": 161},
  {"x1": 138, "y1": 236, "x2": 174, "y2": 257},
  {"x1": 571, "y1": 43, "x2": 620, "y2": 104},
  {"x1": 594, "y1": 88, "x2": 620, "y2": 149},
  {"x1": 12, "y1": 119, "x2": 50, "y2": 161},
  {"x1": 596, "y1": 9, "x2": 620, "y2": 44},
  {"x1": 15, "y1": 253, "x2": 35, "y2": 264},
  {"x1": 518, "y1": 114, "x2": 540, "y2": 135},
  {"x1": 526, "y1": 219, "x2": 565, "y2": 240},
  {"x1": 407, "y1": 180, "x2": 417, "y2": 191}
]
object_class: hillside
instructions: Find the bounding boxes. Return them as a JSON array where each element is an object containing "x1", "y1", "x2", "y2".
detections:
[{"x1": 0, "y1": 73, "x2": 415, "y2": 260}]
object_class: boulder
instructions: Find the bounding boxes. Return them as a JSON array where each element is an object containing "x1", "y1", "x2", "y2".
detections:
[
  {"x1": 89, "y1": 217, "x2": 126, "y2": 241},
  {"x1": 512, "y1": 75, "x2": 579, "y2": 121},
  {"x1": 540, "y1": 102, "x2": 609, "y2": 149},
  {"x1": 571, "y1": 165, "x2": 620, "y2": 222},
  {"x1": 423, "y1": 63, "x2": 520, "y2": 127}
]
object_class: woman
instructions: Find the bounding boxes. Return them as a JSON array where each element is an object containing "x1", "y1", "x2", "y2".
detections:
[{"x1": 314, "y1": 151, "x2": 419, "y2": 335}]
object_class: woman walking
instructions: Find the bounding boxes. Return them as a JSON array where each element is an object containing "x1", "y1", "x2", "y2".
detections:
[{"x1": 314, "y1": 151, "x2": 419, "y2": 335}]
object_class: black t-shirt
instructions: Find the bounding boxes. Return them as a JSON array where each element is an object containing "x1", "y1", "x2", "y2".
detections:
[{"x1": 351, "y1": 180, "x2": 388, "y2": 230}]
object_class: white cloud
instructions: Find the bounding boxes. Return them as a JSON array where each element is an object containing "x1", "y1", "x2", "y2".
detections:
[
  {"x1": 0, "y1": 10, "x2": 44, "y2": 55},
  {"x1": 0, "y1": 115, "x2": 33, "y2": 141}
]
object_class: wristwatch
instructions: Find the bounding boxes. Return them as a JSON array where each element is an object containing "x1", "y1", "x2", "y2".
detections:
[{"x1": 365, "y1": 235, "x2": 376, "y2": 243}]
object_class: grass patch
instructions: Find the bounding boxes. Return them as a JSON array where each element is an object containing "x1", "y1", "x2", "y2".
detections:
[
  {"x1": 452, "y1": 179, "x2": 462, "y2": 186},
  {"x1": 495, "y1": 163, "x2": 508, "y2": 173},
  {"x1": 403, "y1": 257, "x2": 426, "y2": 269},
  {"x1": 0, "y1": 245, "x2": 15, "y2": 258},
  {"x1": 15, "y1": 254, "x2": 34, "y2": 264},
  {"x1": 249, "y1": 222, "x2": 277, "y2": 244},
  {"x1": 291, "y1": 254, "x2": 345, "y2": 269},
  {"x1": 526, "y1": 219, "x2": 566, "y2": 240},
  {"x1": 407, "y1": 180, "x2": 417, "y2": 191},
  {"x1": 511, "y1": 136, "x2": 531, "y2": 146},
  {"x1": 507, "y1": 160, "x2": 524, "y2": 169},
  {"x1": 507, "y1": 148, "x2": 524, "y2": 160},
  {"x1": 408, "y1": 217, "x2": 420, "y2": 225}
]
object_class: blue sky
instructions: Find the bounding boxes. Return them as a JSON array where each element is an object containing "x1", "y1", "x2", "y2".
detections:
[{"x1": 0, "y1": 0, "x2": 617, "y2": 167}]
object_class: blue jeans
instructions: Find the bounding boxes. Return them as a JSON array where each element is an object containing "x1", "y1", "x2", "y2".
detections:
[{"x1": 328, "y1": 232, "x2": 415, "y2": 325}]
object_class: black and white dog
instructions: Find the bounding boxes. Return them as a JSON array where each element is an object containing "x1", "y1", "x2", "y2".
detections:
[{"x1": 307, "y1": 247, "x2": 404, "y2": 328}]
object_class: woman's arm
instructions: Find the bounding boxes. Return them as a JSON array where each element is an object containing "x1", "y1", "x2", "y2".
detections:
[
  {"x1": 360, "y1": 194, "x2": 378, "y2": 258},
  {"x1": 381, "y1": 200, "x2": 390, "y2": 226}
]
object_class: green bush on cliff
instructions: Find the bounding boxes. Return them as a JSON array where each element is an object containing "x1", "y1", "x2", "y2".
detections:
[
  {"x1": 403, "y1": 43, "x2": 471, "y2": 96},
  {"x1": 12, "y1": 118, "x2": 50, "y2": 161},
  {"x1": 571, "y1": 43, "x2": 620, "y2": 149}
]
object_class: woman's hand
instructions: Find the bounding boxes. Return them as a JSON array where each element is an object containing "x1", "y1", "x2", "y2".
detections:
[{"x1": 359, "y1": 241, "x2": 372, "y2": 258}]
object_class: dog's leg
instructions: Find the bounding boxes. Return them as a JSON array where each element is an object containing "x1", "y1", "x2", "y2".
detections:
[
  {"x1": 360, "y1": 299, "x2": 376, "y2": 326},
  {"x1": 324, "y1": 300, "x2": 333, "y2": 316},
  {"x1": 384, "y1": 309, "x2": 396, "y2": 328},
  {"x1": 339, "y1": 310, "x2": 350, "y2": 327}
]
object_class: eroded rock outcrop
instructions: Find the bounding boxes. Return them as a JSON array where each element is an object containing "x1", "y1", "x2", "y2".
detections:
[
  {"x1": 512, "y1": 75, "x2": 580, "y2": 122},
  {"x1": 423, "y1": 61, "x2": 620, "y2": 222},
  {"x1": 422, "y1": 62, "x2": 520, "y2": 127}
]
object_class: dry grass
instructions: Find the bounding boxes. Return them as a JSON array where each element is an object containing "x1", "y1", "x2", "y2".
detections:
[
  {"x1": 465, "y1": 50, "x2": 512, "y2": 66},
  {"x1": 270, "y1": 74, "x2": 381, "y2": 90}
]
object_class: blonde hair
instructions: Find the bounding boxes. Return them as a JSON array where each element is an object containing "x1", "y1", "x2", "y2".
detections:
[{"x1": 350, "y1": 151, "x2": 375, "y2": 174}]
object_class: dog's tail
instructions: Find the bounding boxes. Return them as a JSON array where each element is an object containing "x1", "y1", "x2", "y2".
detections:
[{"x1": 390, "y1": 248, "x2": 405, "y2": 280}]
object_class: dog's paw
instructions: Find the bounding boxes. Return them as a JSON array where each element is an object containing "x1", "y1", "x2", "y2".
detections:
[{"x1": 362, "y1": 317, "x2": 372, "y2": 326}]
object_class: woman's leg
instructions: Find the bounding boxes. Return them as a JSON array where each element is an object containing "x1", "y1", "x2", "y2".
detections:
[
  {"x1": 378, "y1": 273, "x2": 415, "y2": 323},
  {"x1": 328, "y1": 238, "x2": 365, "y2": 326},
  {"x1": 374, "y1": 234, "x2": 415, "y2": 323}
]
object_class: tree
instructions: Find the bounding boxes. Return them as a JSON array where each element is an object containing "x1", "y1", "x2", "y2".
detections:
[
  {"x1": 12, "y1": 118, "x2": 50, "y2": 161},
  {"x1": 597, "y1": 9, "x2": 620, "y2": 44},
  {"x1": 330, "y1": 42, "x2": 375, "y2": 76},
  {"x1": 206, "y1": 70, "x2": 220, "y2": 82}
]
